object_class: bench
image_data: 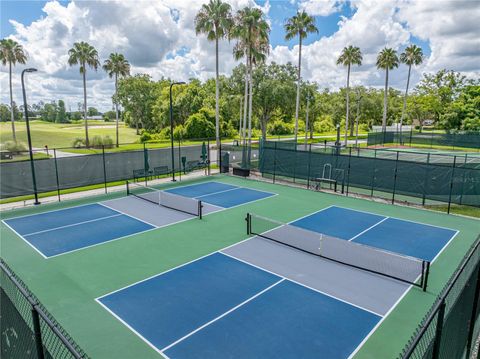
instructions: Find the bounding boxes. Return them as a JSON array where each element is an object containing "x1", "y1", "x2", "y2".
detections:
[
  {"x1": 153, "y1": 166, "x2": 169, "y2": 177},
  {"x1": 185, "y1": 160, "x2": 209, "y2": 173},
  {"x1": 133, "y1": 169, "x2": 153, "y2": 182}
]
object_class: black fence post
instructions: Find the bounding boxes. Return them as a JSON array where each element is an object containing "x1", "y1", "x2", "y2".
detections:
[
  {"x1": 306, "y1": 144, "x2": 312, "y2": 189},
  {"x1": 409, "y1": 129, "x2": 413, "y2": 147},
  {"x1": 346, "y1": 147, "x2": 352, "y2": 196},
  {"x1": 370, "y1": 149, "x2": 377, "y2": 197},
  {"x1": 391, "y1": 151, "x2": 400, "y2": 204},
  {"x1": 447, "y1": 156, "x2": 457, "y2": 214},
  {"x1": 292, "y1": 144, "x2": 297, "y2": 183},
  {"x1": 422, "y1": 153, "x2": 431, "y2": 206},
  {"x1": 207, "y1": 139, "x2": 211, "y2": 175},
  {"x1": 466, "y1": 263, "x2": 480, "y2": 357},
  {"x1": 459, "y1": 154, "x2": 467, "y2": 205},
  {"x1": 31, "y1": 308, "x2": 45, "y2": 359},
  {"x1": 53, "y1": 149, "x2": 61, "y2": 202},
  {"x1": 178, "y1": 138, "x2": 182, "y2": 181},
  {"x1": 102, "y1": 145, "x2": 107, "y2": 193},
  {"x1": 273, "y1": 142, "x2": 277, "y2": 184},
  {"x1": 432, "y1": 301, "x2": 446, "y2": 359},
  {"x1": 143, "y1": 142, "x2": 148, "y2": 185}
]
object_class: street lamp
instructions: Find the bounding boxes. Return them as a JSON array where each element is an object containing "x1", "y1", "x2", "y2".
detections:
[
  {"x1": 170, "y1": 81, "x2": 186, "y2": 181},
  {"x1": 21, "y1": 68, "x2": 40, "y2": 205}
]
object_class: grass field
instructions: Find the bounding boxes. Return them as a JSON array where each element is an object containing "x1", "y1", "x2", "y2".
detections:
[
  {"x1": 0, "y1": 120, "x2": 140, "y2": 148},
  {"x1": 1, "y1": 174, "x2": 478, "y2": 358}
]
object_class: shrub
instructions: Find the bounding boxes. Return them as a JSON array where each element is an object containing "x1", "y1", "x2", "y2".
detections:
[
  {"x1": 72, "y1": 137, "x2": 86, "y2": 148},
  {"x1": 103, "y1": 136, "x2": 114, "y2": 148},
  {"x1": 139, "y1": 131, "x2": 152, "y2": 143},
  {"x1": 1, "y1": 141, "x2": 27, "y2": 153},
  {"x1": 314, "y1": 116, "x2": 335, "y2": 133},
  {"x1": 89, "y1": 135, "x2": 114, "y2": 148},
  {"x1": 173, "y1": 125, "x2": 186, "y2": 140},
  {"x1": 268, "y1": 120, "x2": 294, "y2": 135},
  {"x1": 158, "y1": 127, "x2": 171, "y2": 140},
  {"x1": 185, "y1": 113, "x2": 215, "y2": 139}
]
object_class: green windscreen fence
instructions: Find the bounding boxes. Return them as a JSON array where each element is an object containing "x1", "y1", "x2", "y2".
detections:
[
  {"x1": 368, "y1": 131, "x2": 480, "y2": 150},
  {"x1": 0, "y1": 143, "x2": 210, "y2": 199},
  {"x1": 219, "y1": 141, "x2": 480, "y2": 208}
]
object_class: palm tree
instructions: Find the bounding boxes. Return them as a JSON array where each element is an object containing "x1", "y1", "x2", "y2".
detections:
[
  {"x1": 400, "y1": 45, "x2": 423, "y2": 135},
  {"x1": 337, "y1": 45, "x2": 362, "y2": 145},
  {"x1": 103, "y1": 53, "x2": 130, "y2": 147},
  {"x1": 68, "y1": 41, "x2": 100, "y2": 147},
  {"x1": 0, "y1": 39, "x2": 27, "y2": 142},
  {"x1": 195, "y1": 0, "x2": 233, "y2": 153},
  {"x1": 284, "y1": 11, "x2": 318, "y2": 143},
  {"x1": 232, "y1": 7, "x2": 269, "y2": 147},
  {"x1": 376, "y1": 47, "x2": 399, "y2": 131}
]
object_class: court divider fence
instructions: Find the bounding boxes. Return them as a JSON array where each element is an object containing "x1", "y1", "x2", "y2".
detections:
[
  {"x1": 367, "y1": 130, "x2": 480, "y2": 150},
  {"x1": 0, "y1": 139, "x2": 212, "y2": 202},
  {"x1": 220, "y1": 140, "x2": 480, "y2": 212},
  {"x1": 399, "y1": 234, "x2": 480, "y2": 359},
  {"x1": 0, "y1": 259, "x2": 89, "y2": 359}
]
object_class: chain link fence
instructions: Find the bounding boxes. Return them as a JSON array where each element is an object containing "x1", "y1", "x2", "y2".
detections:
[
  {"x1": 0, "y1": 139, "x2": 212, "y2": 201},
  {"x1": 399, "y1": 235, "x2": 480, "y2": 359},
  {"x1": 0, "y1": 259, "x2": 89, "y2": 359}
]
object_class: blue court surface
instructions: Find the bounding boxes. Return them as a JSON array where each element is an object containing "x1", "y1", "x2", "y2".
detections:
[
  {"x1": 97, "y1": 205, "x2": 457, "y2": 358},
  {"x1": 165, "y1": 181, "x2": 275, "y2": 208},
  {"x1": 3, "y1": 204, "x2": 154, "y2": 258},
  {"x1": 292, "y1": 206, "x2": 458, "y2": 261},
  {"x1": 3, "y1": 181, "x2": 275, "y2": 259}
]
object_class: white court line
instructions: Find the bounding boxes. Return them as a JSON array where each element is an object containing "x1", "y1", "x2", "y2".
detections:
[
  {"x1": 194, "y1": 187, "x2": 239, "y2": 198},
  {"x1": 348, "y1": 217, "x2": 389, "y2": 241},
  {"x1": 333, "y1": 205, "x2": 458, "y2": 232},
  {"x1": 347, "y1": 226, "x2": 460, "y2": 358},
  {"x1": 1, "y1": 220, "x2": 48, "y2": 259},
  {"x1": 220, "y1": 252, "x2": 383, "y2": 318},
  {"x1": 1, "y1": 202, "x2": 102, "y2": 221},
  {"x1": 160, "y1": 278, "x2": 286, "y2": 353},
  {"x1": 23, "y1": 214, "x2": 123, "y2": 237},
  {"x1": 97, "y1": 202, "x2": 160, "y2": 228}
]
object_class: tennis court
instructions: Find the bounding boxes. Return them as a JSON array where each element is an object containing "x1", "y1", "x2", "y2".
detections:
[
  {"x1": 96, "y1": 206, "x2": 457, "y2": 358},
  {"x1": 2, "y1": 181, "x2": 275, "y2": 258},
  {"x1": 1, "y1": 175, "x2": 478, "y2": 359}
]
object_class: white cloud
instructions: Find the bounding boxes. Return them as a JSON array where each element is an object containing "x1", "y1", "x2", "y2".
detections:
[
  {"x1": 299, "y1": 0, "x2": 344, "y2": 16},
  {"x1": 0, "y1": 0, "x2": 478, "y2": 112}
]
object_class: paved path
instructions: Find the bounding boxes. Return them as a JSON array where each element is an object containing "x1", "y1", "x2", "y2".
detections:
[{"x1": 33, "y1": 147, "x2": 84, "y2": 158}]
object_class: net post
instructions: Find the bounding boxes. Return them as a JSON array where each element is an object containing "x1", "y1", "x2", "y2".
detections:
[
  {"x1": 102, "y1": 145, "x2": 108, "y2": 193},
  {"x1": 422, "y1": 261, "x2": 430, "y2": 292},
  {"x1": 432, "y1": 301, "x2": 446, "y2": 358},
  {"x1": 126, "y1": 181, "x2": 130, "y2": 196},
  {"x1": 447, "y1": 156, "x2": 457, "y2": 214},
  {"x1": 31, "y1": 308, "x2": 46, "y2": 359},
  {"x1": 246, "y1": 213, "x2": 251, "y2": 235},
  {"x1": 198, "y1": 201, "x2": 203, "y2": 219},
  {"x1": 53, "y1": 148, "x2": 61, "y2": 202},
  {"x1": 391, "y1": 151, "x2": 400, "y2": 204}
]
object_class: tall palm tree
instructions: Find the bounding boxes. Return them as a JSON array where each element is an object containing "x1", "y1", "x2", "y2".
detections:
[
  {"x1": 0, "y1": 39, "x2": 27, "y2": 142},
  {"x1": 68, "y1": 41, "x2": 100, "y2": 147},
  {"x1": 195, "y1": 0, "x2": 233, "y2": 153},
  {"x1": 400, "y1": 44, "x2": 423, "y2": 134},
  {"x1": 337, "y1": 45, "x2": 362, "y2": 144},
  {"x1": 232, "y1": 7, "x2": 269, "y2": 147},
  {"x1": 284, "y1": 10, "x2": 318, "y2": 143},
  {"x1": 376, "y1": 47, "x2": 399, "y2": 131},
  {"x1": 103, "y1": 53, "x2": 130, "y2": 147}
]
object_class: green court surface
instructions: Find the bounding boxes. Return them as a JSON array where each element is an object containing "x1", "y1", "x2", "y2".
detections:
[{"x1": 1, "y1": 174, "x2": 479, "y2": 358}]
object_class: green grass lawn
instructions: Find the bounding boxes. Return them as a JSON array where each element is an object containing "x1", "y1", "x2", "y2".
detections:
[
  {"x1": 0, "y1": 152, "x2": 50, "y2": 163},
  {"x1": 0, "y1": 120, "x2": 140, "y2": 148}
]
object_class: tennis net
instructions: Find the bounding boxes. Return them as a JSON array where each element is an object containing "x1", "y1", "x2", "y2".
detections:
[
  {"x1": 246, "y1": 213, "x2": 430, "y2": 291},
  {"x1": 126, "y1": 181, "x2": 202, "y2": 218}
]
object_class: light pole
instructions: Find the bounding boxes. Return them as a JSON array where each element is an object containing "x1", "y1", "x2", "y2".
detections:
[
  {"x1": 21, "y1": 68, "x2": 40, "y2": 205},
  {"x1": 170, "y1": 81, "x2": 185, "y2": 181}
]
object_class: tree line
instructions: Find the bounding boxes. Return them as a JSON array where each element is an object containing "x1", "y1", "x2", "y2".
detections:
[{"x1": 1, "y1": 0, "x2": 478, "y2": 150}]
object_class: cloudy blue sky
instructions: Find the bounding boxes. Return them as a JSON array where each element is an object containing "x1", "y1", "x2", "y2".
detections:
[{"x1": 1, "y1": 0, "x2": 479, "y2": 111}]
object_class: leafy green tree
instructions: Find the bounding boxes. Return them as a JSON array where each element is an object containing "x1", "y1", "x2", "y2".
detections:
[
  {"x1": 185, "y1": 112, "x2": 215, "y2": 139},
  {"x1": 0, "y1": 104, "x2": 10, "y2": 122},
  {"x1": 400, "y1": 45, "x2": 423, "y2": 131},
  {"x1": 68, "y1": 41, "x2": 100, "y2": 147},
  {"x1": 376, "y1": 47, "x2": 399, "y2": 131},
  {"x1": 103, "y1": 52, "x2": 130, "y2": 146},
  {"x1": 337, "y1": 45, "x2": 362, "y2": 142},
  {"x1": 195, "y1": 0, "x2": 233, "y2": 153},
  {"x1": 0, "y1": 39, "x2": 27, "y2": 142},
  {"x1": 56, "y1": 100, "x2": 67, "y2": 123},
  {"x1": 87, "y1": 107, "x2": 99, "y2": 116},
  {"x1": 116, "y1": 74, "x2": 158, "y2": 133},
  {"x1": 284, "y1": 10, "x2": 318, "y2": 142}
]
